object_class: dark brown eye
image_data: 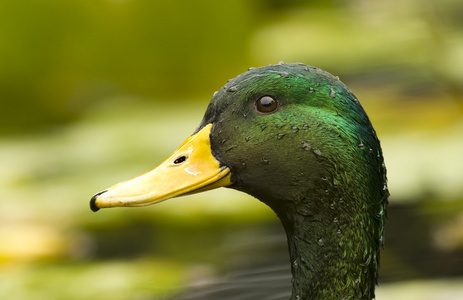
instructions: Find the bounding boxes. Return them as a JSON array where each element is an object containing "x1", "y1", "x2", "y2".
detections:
[{"x1": 255, "y1": 96, "x2": 278, "y2": 114}]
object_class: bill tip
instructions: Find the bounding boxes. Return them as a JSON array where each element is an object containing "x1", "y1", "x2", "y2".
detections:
[{"x1": 90, "y1": 190, "x2": 107, "y2": 212}]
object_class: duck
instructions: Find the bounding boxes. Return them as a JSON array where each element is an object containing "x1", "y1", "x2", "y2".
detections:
[{"x1": 90, "y1": 63, "x2": 389, "y2": 300}]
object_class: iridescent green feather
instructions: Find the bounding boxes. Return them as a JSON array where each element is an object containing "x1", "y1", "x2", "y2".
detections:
[{"x1": 197, "y1": 63, "x2": 388, "y2": 299}]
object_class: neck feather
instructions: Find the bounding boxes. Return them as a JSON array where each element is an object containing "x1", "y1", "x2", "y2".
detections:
[{"x1": 268, "y1": 191, "x2": 380, "y2": 300}]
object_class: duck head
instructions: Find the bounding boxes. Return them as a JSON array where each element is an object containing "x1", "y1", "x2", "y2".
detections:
[{"x1": 91, "y1": 63, "x2": 388, "y2": 299}]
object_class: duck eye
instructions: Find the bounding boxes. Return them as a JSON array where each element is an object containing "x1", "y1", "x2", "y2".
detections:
[{"x1": 255, "y1": 96, "x2": 278, "y2": 114}]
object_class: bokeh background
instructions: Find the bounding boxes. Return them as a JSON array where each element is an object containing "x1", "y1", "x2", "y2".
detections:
[{"x1": 1, "y1": 0, "x2": 463, "y2": 299}]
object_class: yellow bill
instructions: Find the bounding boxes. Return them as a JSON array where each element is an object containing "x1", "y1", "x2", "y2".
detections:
[{"x1": 90, "y1": 124, "x2": 232, "y2": 212}]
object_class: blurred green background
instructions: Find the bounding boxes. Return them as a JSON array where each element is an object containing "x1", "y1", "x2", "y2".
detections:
[{"x1": 1, "y1": 0, "x2": 463, "y2": 299}]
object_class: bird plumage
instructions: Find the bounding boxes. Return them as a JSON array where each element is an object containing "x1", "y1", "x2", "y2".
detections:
[{"x1": 91, "y1": 63, "x2": 388, "y2": 300}]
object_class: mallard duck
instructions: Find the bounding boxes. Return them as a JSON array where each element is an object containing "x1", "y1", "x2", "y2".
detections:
[{"x1": 91, "y1": 63, "x2": 389, "y2": 300}]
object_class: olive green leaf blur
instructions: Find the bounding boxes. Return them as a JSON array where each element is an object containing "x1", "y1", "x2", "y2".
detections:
[{"x1": 1, "y1": 0, "x2": 462, "y2": 299}]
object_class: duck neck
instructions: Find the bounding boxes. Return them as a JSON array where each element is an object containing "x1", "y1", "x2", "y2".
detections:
[{"x1": 270, "y1": 197, "x2": 378, "y2": 300}]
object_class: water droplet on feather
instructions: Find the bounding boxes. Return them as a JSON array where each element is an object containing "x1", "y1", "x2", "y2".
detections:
[
  {"x1": 313, "y1": 149, "x2": 323, "y2": 156},
  {"x1": 261, "y1": 158, "x2": 269, "y2": 164},
  {"x1": 330, "y1": 88, "x2": 336, "y2": 98},
  {"x1": 227, "y1": 86, "x2": 237, "y2": 93},
  {"x1": 301, "y1": 141, "x2": 312, "y2": 151},
  {"x1": 226, "y1": 145, "x2": 237, "y2": 152}
]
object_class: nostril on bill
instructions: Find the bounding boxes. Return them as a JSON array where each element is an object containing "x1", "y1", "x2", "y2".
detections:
[{"x1": 173, "y1": 156, "x2": 187, "y2": 164}]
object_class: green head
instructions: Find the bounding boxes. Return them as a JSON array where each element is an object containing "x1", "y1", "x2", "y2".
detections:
[
  {"x1": 199, "y1": 64, "x2": 387, "y2": 211},
  {"x1": 91, "y1": 63, "x2": 389, "y2": 299},
  {"x1": 198, "y1": 63, "x2": 389, "y2": 299}
]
